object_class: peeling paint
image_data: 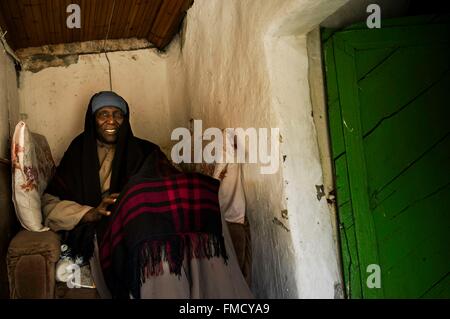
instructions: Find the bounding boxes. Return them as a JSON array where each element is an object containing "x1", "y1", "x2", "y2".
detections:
[
  {"x1": 16, "y1": 38, "x2": 153, "y2": 58},
  {"x1": 316, "y1": 184, "x2": 326, "y2": 201},
  {"x1": 334, "y1": 282, "x2": 345, "y2": 299},
  {"x1": 343, "y1": 119, "x2": 354, "y2": 132},
  {"x1": 326, "y1": 189, "x2": 337, "y2": 206},
  {"x1": 17, "y1": 38, "x2": 156, "y2": 73},
  {"x1": 25, "y1": 54, "x2": 79, "y2": 73},
  {"x1": 272, "y1": 217, "x2": 290, "y2": 232}
]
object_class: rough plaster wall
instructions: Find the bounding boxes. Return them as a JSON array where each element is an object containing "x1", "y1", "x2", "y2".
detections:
[
  {"x1": 19, "y1": 48, "x2": 174, "y2": 164},
  {"x1": 0, "y1": 45, "x2": 20, "y2": 298},
  {"x1": 0, "y1": 51, "x2": 10, "y2": 159},
  {"x1": 266, "y1": 34, "x2": 342, "y2": 298},
  {"x1": 0, "y1": 47, "x2": 19, "y2": 158},
  {"x1": 181, "y1": 0, "x2": 347, "y2": 298},
  {"x1": 182, "y1": 0, "x2": 296, "y2": 299},
  {"x1": 165, "y1": 36, "x2": 189, "y2": 146}
]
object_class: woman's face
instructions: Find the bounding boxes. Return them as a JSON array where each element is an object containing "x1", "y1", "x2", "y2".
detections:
[{"x1": 95, "y1": 106, "x2": 125, "y2": 144}]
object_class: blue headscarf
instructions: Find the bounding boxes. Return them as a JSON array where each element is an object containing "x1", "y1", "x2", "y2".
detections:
[{"x1": 91, "y1": 91, "x2": 128, "y2": 114}]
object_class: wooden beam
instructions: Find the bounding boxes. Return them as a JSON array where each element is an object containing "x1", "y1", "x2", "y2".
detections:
[
  {"x1": 123, "y1": 0, "x2": 139, "y2": 39},
  {"x1": 0, "y1": 0, "x2": 194, "y2": 50},
  {"x1": 148, "y1": 0, "x2": 192, "y2": 49},
  {"x1": 6, "y1": 0, "x2": 30, "y2": 49},
  {"x1": 0, "y1": 3, "x2": 17, "y2": 49}
]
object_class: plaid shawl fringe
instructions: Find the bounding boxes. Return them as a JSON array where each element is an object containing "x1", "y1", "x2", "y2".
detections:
[
  {"x1": 100, "y1": 173, "x2": 229, "y2": 298},
  {"x1": 137, "y1": 233, "x2": 228, "y2": 282}
]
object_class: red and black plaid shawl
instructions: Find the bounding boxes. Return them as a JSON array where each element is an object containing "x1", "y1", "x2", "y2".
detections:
[{"x1": 99, "y1": 172, "x2": 228, "y2": 299}]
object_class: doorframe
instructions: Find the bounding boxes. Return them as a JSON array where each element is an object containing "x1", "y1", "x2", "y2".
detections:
[{"x1": 306, "y1": 27, "x2": 346, "y2": 299}]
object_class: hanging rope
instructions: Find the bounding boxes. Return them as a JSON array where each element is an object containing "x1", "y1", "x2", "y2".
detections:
[{"x1": 102, "y1": 0, "x2": 116, "y2": 91}]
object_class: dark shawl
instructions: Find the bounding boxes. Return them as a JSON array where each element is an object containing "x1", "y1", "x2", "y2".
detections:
[
  {"x1": 45, "y1": 92, "x2": 174, "y2": 261},
  {"x1": 99, "y1": 162, "x2": 228, "y2": 299}
]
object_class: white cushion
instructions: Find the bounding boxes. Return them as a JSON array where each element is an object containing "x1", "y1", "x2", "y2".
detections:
[{"x1": 11, "y1": 121, "x2": 55, "y2": 232}]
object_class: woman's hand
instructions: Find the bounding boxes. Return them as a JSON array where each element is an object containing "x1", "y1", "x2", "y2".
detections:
[{"x1": 81, "y1": 193, "x2": 120, "y2": 223}]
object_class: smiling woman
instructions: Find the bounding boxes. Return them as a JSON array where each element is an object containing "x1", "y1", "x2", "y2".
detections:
[
  {"x1": 95, "y1": 107, "x2": 125, "y2": 144},
  {"x1": 92, "y1": 91, "x2": 127, "y2": 144},
  {"x1": 39, "y1": 91, "x2": 177, "y2": 298}
]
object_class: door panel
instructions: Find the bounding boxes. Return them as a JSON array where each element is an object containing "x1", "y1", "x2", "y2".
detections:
[{"x1": 323, "y1": 15, "x2": 450, "y2": 298}]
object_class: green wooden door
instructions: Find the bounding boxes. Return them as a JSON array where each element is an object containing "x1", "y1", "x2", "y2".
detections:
[{"x1": 323, "y1": 16, "x2": 450, "y2": 298}]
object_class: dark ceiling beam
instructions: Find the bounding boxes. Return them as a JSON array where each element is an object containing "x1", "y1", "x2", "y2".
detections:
[
  {"x1": 148, "y1": 0, "x2": 193, "y2": 49},
  {"x1": 0, "y1": 0, "x2": 194, "y2": 51},
  {"x1": 0, "y1": 2, "x2": 17, "y2": 49}
]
